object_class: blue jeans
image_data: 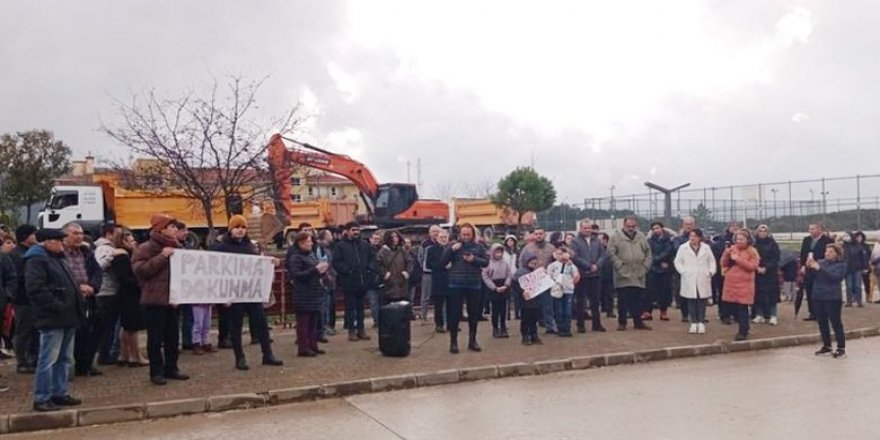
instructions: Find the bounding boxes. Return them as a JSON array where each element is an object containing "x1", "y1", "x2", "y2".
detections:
[
  {"x1": 845, "y1": 273, "x2": 863, "y2": 305},
  {"x1": 34, "y1": 328, "x2": 76, "y2": 403},
  {"x1": 553, "y1": 295, "x2": 573, "y2": 334},
  {"x1": 367, "y1": 289, "x2": 380, "y2": 326},
  {"x1": 344, "y1": 290, "x2": 367, "y2": 333},
  {"x1": 541, "y1": 293, "x2": 557, "y2": 332}
]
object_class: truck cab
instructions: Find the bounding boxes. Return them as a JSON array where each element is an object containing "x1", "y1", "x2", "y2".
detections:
[{"x1": 37, "y1": 185, "x2": 107, "y2": 236}]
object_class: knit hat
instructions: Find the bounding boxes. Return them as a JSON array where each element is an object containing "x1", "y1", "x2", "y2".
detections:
[
  {"x1": 35, "y1": 228, "x2": 66, "y2": 242},
  {"x1": 150, "y1": 214, "x2": 176, "y2": 232},
  {"x1": 15, "y1": 224, "x2": 38, "y2": 243},
  {"x1": 228, "y1": 215, "x2": 248, "y2": 229}
]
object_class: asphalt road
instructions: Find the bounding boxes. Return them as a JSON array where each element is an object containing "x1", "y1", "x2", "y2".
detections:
[{"x1": 9, "y1": 338, "x2": 879, "y2": 440}]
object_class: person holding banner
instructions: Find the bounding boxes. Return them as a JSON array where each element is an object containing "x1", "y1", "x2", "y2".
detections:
[
  {"x1": 287, "y1": 232, "x2": 330, "y2": 357},
  {"x1": 440, "y1": 223, "x2": 489, "y2": 354},
  {"x1": 514, "y1": 256, "x2": 544, "y2": 345},
  {"x1": 133, "y1": 214, "x2": 188, "y2": 386},
  {"x1": 210, "y1": 215, "x2": 283, "y2": 371}
]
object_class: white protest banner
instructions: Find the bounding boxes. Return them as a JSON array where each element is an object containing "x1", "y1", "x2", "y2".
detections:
[
  {"x1": 518, "y1": 267, "x2": 553, "y2": 300},
  {"x1": 169, "y1": 249, "x2": 275, "y2": 304}
]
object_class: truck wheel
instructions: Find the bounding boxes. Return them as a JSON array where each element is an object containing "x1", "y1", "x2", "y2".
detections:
[{"x1": 184, "y1": 231, "x2": 201, "y2": 249}]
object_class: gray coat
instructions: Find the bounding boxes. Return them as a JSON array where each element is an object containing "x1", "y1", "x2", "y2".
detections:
[
  {"x1": 608, "y1": 229, "x2": 652, "y2": 289},
  {"x1": 570, "y1": 233, "x2": 604, "y2": 279}
]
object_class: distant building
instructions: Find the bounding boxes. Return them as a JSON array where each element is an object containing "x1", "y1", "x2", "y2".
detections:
[{"x1": 289, "y1": 168, "x2": 366, "y2": 212}]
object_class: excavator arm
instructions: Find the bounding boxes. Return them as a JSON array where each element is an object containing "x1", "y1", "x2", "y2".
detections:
[
  {"x1": 268, "y1": 134, "x2": 380, "y2": 219},
  {"x1": 267, "y1": 133, "x2": 449, "y2": 228}
]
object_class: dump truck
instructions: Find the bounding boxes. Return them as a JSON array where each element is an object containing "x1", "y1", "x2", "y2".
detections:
[
  {"x1": 37, "y1": 173, "x2": 248, "y2": 247},
  {"x1": 451, "y1": 198, "x2": 536, "y2": 239}
]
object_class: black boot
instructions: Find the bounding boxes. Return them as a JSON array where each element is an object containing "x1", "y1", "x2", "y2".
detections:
[
  {"x1": 449, "y1": 331, "x2": 459, "y2": 354},
  {"x1": 468, "y1": 329, "x2": 482, "y2": 352}
]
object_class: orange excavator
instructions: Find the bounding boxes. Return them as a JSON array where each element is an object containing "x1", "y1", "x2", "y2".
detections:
[{"x1": 267, "y1": 134, "x2": 449, "y2": 229}]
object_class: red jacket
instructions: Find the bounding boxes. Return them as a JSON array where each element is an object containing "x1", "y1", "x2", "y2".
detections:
[{"x1": 721, "y1": 246, "x2": 760, "y2": 305}]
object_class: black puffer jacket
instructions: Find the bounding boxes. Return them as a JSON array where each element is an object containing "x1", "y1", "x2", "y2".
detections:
[
  {"x1": 0, "y1": 253, "x2": 15, "y2": 310},
  {"x1": 426, "y1": 244, "x2": 449, "y2": 297},
  {"x1": 209, "y1": 232, "x2": 259, "y2": 256},
  {"x1": 754, "y1": 236, "x2": 780, "y2": 305},
  {"x1": 286, "y1": 248, "x2": 325, "y2": 313},
  {"x1": 332, "y1": 236, "x2": 379, "y2": 292},
  {"x1": 24, "y1": 245, "x2": 82, "y2": 329},
  {"x1": 9, "y1": 244, "x2": 30, "y2": 305},
  {"x1": 441, "y1": 240, "x2": 489, "y2": 289}
]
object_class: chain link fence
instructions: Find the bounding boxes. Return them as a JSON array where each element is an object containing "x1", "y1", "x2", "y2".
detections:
[{"x1": 539, "y1": 174, "x2": 880, "y2": 236}]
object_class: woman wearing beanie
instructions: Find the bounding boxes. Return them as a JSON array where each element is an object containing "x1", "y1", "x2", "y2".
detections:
[
  {"x1": 210, "y1": 215, "x2": 283, "y2": 371},
  {"x1": 132, "y1": 214, "x2": 189, "y2": 385}
]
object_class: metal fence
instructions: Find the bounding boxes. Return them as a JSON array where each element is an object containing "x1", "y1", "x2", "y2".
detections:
[{"x1": 539, "y1": 174, "x2": 880, "y2": 235}]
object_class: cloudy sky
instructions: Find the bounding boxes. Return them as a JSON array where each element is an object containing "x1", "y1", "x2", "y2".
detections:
[{"x1": 1, "y1": 0, "x2": 877, "y2": 204}]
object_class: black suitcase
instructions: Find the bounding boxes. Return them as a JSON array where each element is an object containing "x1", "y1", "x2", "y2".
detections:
[{"x1": 379, "y1": 301, "x2": 412, "y2": 357}]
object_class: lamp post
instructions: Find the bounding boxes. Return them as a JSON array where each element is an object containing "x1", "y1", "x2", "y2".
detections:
[
  {"x1": 770, "y1": 188, "x2": 779, "y2": 218},
  {"x1": 643, "y1": 181, "x2": 691, "y2": 226}
]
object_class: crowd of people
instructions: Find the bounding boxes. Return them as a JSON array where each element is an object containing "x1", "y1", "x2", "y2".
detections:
[{"x1": 0, "y1": 214, "x2": 878, "y2": 412}]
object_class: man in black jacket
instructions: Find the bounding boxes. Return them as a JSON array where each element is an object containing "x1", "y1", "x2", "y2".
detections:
[
  {"x1": 25, "y1": 229, "x2": 84, "y2": 412},
  {"x1": 10, "y1": 224, "x2": 38, "y2": 374},
  {"x1": 62, "y1": 223, "x2": 104, "y2": 377},
  {"x1": 571, "y1": 219, "x2": 606, "y2": 333},
  {"x1": 800, "y1": 223, "x2": 833, "y2": 321},
  {"x1": 332, "y1": 222, "x2": 378, "y2": 341}
]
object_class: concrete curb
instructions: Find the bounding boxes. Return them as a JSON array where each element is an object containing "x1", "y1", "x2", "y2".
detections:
[{"x1": 7, "y1": 326, "x2": 879, "y2": 434}]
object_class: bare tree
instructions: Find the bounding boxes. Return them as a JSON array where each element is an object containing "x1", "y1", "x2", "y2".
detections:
[
  {"x1": 431, "y1": 181, "x2": 458, "y2": 201},
  {"x1": 462, "y1": 178, "x2": 496, "y2": 199},
  {"x1": 101, "y1": 75, "x2": 306, "y2": 237}
]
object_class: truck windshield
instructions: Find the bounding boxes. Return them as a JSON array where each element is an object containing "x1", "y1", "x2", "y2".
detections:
[{"x1": 48, "y1": 192, "x2": 78, "y2": 210}]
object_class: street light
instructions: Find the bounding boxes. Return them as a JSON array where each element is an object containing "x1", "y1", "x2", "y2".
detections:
[
  {"x1": 770, "y1": 188, "x2": 779, "y2": 218},
  {"x1": 609, "y1": 185, "x2": 616, "y2": 220}
]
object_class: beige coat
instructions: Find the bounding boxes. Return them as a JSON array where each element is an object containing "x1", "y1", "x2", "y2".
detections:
[{"x1": 608, "y1": 229, "x2": 652, "y2": 289}]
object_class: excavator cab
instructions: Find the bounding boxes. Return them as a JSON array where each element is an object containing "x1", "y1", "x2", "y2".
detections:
[{"x1": 374, "y1": 183, "x2": 418, "y2": 220}]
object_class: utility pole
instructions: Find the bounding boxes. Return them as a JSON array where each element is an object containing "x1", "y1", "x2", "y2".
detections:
[
  {"x1": 406, "y1": 160, "x2": 411, "y2": 184},
  {"x1": 416, "y1": 158, "x2": 423, "y2": 194},
  {"x1": 770, "y1": 188, "x2": 779, "y2": 218},
  {"x1": 609, "y1": 185, "x2": 616, "y2": 220},
  {"x1": 644, "y1": 181, "x2": 691, "y2": 226}
]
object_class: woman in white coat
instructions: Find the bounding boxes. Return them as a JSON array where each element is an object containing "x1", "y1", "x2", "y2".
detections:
[{"x1": 674, "y1": 229, "x2": 717, "y2": 334}]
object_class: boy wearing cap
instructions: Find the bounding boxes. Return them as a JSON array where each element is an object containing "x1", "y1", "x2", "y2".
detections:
[
  {"x1": 24, "y1": 229, "x2": 83, "y2": 411},
  {"x1": 210, "y1": 214, "x2": 283, "y2": 371},
  {"x1": 133, "y1": 214, "x2": 189, "y2": 386}
]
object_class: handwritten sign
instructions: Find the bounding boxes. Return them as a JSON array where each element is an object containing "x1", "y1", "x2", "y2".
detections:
[
  {"x1": 169, "y1": 249, "x2": 275, "y2": 304},
  {"x1": 518, "y1": 267, "x2": 553, "y2": 300}
]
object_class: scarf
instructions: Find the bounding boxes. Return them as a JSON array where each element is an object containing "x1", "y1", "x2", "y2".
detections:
[{"x1": 149, "y1": 230, "x2": 181, "y2": 249}]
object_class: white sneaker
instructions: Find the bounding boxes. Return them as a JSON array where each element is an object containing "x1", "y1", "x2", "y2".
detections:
[
  {"x1": 752, "y1": 316, "x2": 765, "y2": 324},
  {"x1": 688, "y1": 323, "x2": 698, "y2": 334},
  {"x1": 768, "y1": 316, "x2": 778, "y2": 326},
  {"x1": 697, "y1": 323, "x2": 706, "y2": 334}
]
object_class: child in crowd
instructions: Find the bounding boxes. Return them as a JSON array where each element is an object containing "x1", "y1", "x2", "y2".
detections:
[
  {"x1": 482, "y1": 244, "x2": 512, "y2": 338},
  {"x1": 514, "y1": 256, "x2": 544, "y2": 345},
  {"x1": 780, "y1": 257, "x2": 799, "y2": 302},
  {"x1": 191, "y1": 304, "x2": 215, "y2": 355},
  {"x1": 548, "y1": 247, "x2": 579, "y2": 337}
]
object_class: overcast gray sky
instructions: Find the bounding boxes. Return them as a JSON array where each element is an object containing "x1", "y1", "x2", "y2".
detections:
[{"x1": 1, "y1": 0, "x2": 877, "y2": 203}]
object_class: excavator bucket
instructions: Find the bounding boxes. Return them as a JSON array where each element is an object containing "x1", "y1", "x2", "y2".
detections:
[{"x1": 247, "y1": 213, "x2": 285, "y2": 247}]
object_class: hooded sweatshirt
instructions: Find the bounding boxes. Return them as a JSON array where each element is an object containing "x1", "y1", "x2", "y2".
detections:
[
  {"x1": 482, "y1": 244, "x2": 513, "y2": 291},
  {"x1": 94, "y1": 237, "x2": 120, "y2": 297}
]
